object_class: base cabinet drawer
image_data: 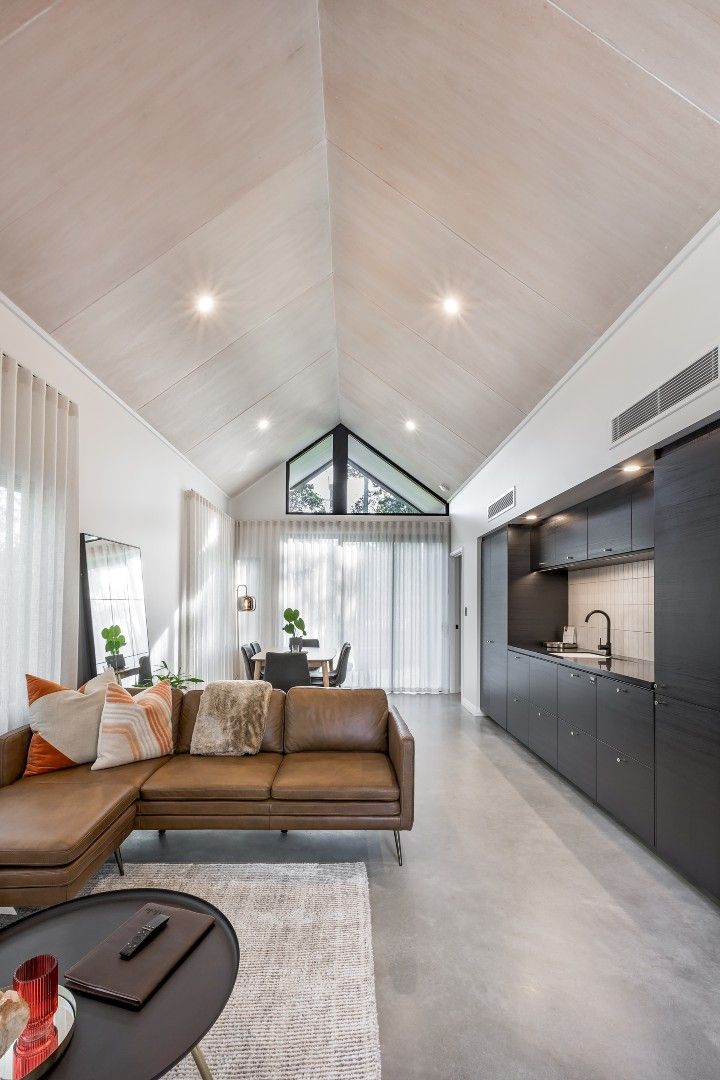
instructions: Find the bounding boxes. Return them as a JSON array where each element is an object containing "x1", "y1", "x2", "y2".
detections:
[
  {"x1": 597, "y1": 678, "x2": 654, "y2": 767},
  {"x1": 508, "y1": 651, "x2": 530, "y2": 699},
  {"x1": 507, "y1": 694, "x2": 529, "y2": 746},
  {"x1": 557, "y1": 667, "x2": 597, "y2": 736},
  {"x1": 529, "y1": 659, "x2": 558, "y2": 715},
  {"x1": 597, "y1": 741, "x2": 654, "y2": 846},
  {"x1": 558, "y1": 719, "x2": 596, "y2": 799},
  {"x1": 529, "y1": 709, "x2": 557, "y2": 768}
]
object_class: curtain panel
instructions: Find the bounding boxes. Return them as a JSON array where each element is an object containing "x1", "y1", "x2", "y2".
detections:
[
  {"x1": 0, "y1": 355, "x2": 79, "y2": 731},
  {"x1": 235, "y1": 517, "x2": 450, "y2": 693},
  {"x1": 181, "y1": 490, "x2": 236, "y2": 682}
]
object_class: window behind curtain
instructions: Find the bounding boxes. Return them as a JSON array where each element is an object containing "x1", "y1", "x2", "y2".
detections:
[{"x1": 0, "y1": 356, "x2": 79, "y2": 731}]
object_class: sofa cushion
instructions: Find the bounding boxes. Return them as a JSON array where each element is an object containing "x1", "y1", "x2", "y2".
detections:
[
  {"x1": 178, "y1": 688, "x2": 285, "y2": 754},
  {"x1": 284, "y1": 688, "x2": 388, "y2": 753},
  {"x1": 26, "y1": 757, "x2": 170, "y2": 790},
  {"x1": 140, "y1": 753, "x2": 283, "y2": 801},
  {"x1": 271, "y1": 751, "x2": 399, "y2": 801},
  {"x1": 0, "y1": 779, "x2": 137, "y2": 866}
]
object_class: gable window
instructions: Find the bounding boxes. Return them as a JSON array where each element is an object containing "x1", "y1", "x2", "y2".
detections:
[{"x1": 286, "y1": 425, "x2": 447, "y2": 516}]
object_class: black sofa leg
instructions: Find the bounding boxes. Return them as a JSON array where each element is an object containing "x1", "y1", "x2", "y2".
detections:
[
  {"x1": 393, "y1": 831, "x2": 403, "y2": 867},
  {"x1": 114, "y1": 847, "x2": 125, "y2": 876},
  {"x1": 281, "y1": 829, "x2": 288, "y2": 835},
  {"x1": 158, "y1": 829, "x2": 166, "y2": 837}
]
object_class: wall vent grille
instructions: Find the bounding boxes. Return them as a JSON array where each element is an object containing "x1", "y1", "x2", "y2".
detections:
[
  {"x1": 488, "y1": 486, "x2": 515, "y2": 520},
  {"x1": 611, "y1": 347, "x2": 718, "y2": 443}
]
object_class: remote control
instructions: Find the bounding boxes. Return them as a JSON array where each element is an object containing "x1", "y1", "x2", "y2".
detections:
[{"x1": 119, "y1": 912, "x2": 170, "y2": 960}]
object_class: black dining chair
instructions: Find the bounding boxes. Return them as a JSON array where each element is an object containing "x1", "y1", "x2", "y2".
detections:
[
  {"x1": 240, "y1": 644, "x2": 255, "y2": 680},
  {"x1": 311, "y1": 642, "x2": 351, "y2": 687},
  {"x1": 298, "y1": 638, "x2": 320, "y2": 648},
  {"x1": 263, "y1": 651, "x2": 311, "y2": 693},
  {"x1": 250, "y1": 642, "x2": 261, "y2": 654}
]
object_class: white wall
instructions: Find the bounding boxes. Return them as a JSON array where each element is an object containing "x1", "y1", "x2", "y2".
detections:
[
  {"x1": 230, "y1": 463, "x2": 287, "y2": 519},
  {"x1": 0, "y1": 293, "x2": 229, "y2": 676},
  {"x1": 451, "y1": 213, "x2": 720, "y2": 714}
]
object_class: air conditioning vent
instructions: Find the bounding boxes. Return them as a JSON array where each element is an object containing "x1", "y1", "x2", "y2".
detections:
[
  {"x1": 488, "y1": 486, "x2": 515, "y2": 520},
  {"x1": 611, "y1": 347, "x2": 718, "y2": 443}
]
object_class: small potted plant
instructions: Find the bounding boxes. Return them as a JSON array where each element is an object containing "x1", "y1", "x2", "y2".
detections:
[
  {"x1": 283, "y1": 608, "x2": 307, "y2": 651},
  {"x1": 101, "y1": 624, "x2": 127, "y2": 670}
]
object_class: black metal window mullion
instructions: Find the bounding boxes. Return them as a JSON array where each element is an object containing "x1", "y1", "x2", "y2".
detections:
[{"x1": 332, "y1": 424, "x2": 348, "y2": 515}]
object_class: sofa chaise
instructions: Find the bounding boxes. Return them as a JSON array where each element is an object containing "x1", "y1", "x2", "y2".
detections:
[{"x1": 0, "y1": 687, "x2": 414, "y2": 908}]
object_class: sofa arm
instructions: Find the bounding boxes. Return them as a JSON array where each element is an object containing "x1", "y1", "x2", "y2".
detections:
[
  {"x1": 0, "y1": 725, "x2": 31, "y2": 788},
  {"x1": 388, "y1": 706, "x2": 414, "y2": 830}
]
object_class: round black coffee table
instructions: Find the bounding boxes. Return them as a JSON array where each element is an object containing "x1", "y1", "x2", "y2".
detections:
[{"x1": 0, "y1": 889, "x2": 238, "y2": 1080}]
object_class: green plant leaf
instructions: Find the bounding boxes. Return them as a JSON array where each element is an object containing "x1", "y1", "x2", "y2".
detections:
[
  {"x1": 283, "y1": 624, "x2": 294, "y2": 635},
  {"x1": 292, "y1": 609, "x2": 300, "y2": 621},
  {"x1": 295, "y1": 618, "x2": 305, "y2": 631},
  {"x1": 101, "y1": 627, "x2": 110, "y2": 639},
  {"x1": 283, "y1": 607, "x2": 294, "y2": 621}
]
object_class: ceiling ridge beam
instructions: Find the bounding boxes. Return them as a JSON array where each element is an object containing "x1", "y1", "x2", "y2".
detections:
[
  {"x1": 48, "y1": 137, "x2": 329, "y2": 335},
  {"x1": 187, "y1": 346, "x2": 338, "y2": 454},
  {"x1": 327, "y1": 141, "x2": 597, "y2": 335},
  {"x1": 546, "y1": 0, "x2": 720, "y2": 126}
]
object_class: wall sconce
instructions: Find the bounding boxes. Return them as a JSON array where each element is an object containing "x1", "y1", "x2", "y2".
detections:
[{"x1": 237, "y1": 584, "x2": 256, "y2": 612}]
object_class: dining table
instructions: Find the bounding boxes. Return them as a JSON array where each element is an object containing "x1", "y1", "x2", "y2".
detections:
[{"x1": 252, "y1": 648, "x2": 335, "y2": 687}]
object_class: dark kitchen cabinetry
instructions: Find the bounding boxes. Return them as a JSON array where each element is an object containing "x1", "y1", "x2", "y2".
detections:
[
  {"x1": 553, "y1": 507, "x2": 588, "y2": 565},
  {"x1": 533, "y1": 519, "x2": 557, "y2": 569},
  {"x1": 655, "y1": 424, "x2": 720, "y2": 712},
  {"x1": 558, "y1": 719, "x2": 596, "y2": 799},
  {"x1": 596, "y1": 741, "x2": 654, "y2": 847},
  {"x1": 480, "y1": 527, "x2": 508, "y2": 728},
  {"x1": 596, "y1": 678, "x2": 654, "y2": 768},
  {"x1": 631, "y1": 476, "x2": 654, "y2": 551},
  {"x1": 587, "y1": 491, "x2": 631, "y2": 560},
  {"x1": 507, "y1": 652, "x2": 530, "y2": 746},
  {"x1": 528, "y1": 658, "x2": 557, "y2": 767},
  {"x1": 655, "y1": 697, "x2": 720, "y2": 899},
  {"x1": 557, "y1": 666, "x2": 596, "y2": 736}
]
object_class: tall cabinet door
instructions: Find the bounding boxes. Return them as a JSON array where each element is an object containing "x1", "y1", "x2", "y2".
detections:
[
  {"x1": 481, "y1": 529, "x2": 508, "y2": 728},
  {"x1": 656, "y1": 697, "x2": 720, "y2": 898},
  {"x1": 655, "y1": 425, "x2": 720, "y2": 711}
]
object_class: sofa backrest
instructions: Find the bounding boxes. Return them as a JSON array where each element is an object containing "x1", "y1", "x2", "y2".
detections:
[
  {"x1": 177, "y1": 687, "x2": 286, "y2": 754},
  {"x1": 284, "y1": 687, "x2": 389, "y2": 753}
]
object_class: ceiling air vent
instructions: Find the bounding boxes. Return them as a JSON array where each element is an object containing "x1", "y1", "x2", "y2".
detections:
[
  {"x1": 488, "y1": 486, "x2": 515, "y2": 520},
  {"x1": 611, "y1": 347, "x2": 719, "y2": 444}
]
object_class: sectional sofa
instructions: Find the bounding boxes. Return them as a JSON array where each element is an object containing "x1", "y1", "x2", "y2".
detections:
[{"x1": 0, "y1": 687, "x2": 415, "y2": 908}]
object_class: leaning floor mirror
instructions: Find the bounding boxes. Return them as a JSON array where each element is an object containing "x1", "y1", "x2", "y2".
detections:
[{"x1": 79, "y1": 533, "x2": 149, "y2": 684}]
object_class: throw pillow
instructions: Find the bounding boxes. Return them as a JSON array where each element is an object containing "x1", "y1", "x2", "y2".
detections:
[
  {"x1": 92, "y1": 681, "x2": 173, "y2": 770},
  {"x1": 190, "y1": 680, "x2": 271, "y2": 756},
  {"x1": 24, "y1": 667, "x2": 118, "y2": 776}
]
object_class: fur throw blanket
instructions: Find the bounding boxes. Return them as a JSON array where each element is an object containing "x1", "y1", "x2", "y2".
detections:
[{"x1": 190, "y1": 680, "x2": 272, "y2": 756}]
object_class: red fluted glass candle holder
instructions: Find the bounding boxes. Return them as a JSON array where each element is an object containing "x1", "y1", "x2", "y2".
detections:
[{"x1": 12, "y1": 954, "x2": 59, "y2": 1077}]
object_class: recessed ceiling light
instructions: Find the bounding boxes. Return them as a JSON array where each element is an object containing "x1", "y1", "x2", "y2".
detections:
[
  {"x1": 257, "y1": 418, "x2": 269, "y2": 431},
  {"x1": 622, "y1": 463, "x2": 642, "y2": 473},
  {"x1": 442, "y1": 296, "x2": 460, "y2": 316},
  {"x1": 439, "y1": 483, "x2": 449, "y2": 493},
  {"x1": 196, "y1": 293, "x2": 215, "y2": 314},
  {"x1": 525, "y1": 513, "x2": 538, "y2": 521},
  {"x1": 405, "y1": 420, "x2": 417, "y2": 432}
]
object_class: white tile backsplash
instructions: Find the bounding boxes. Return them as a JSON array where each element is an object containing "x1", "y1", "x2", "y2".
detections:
[{"x1": 567, "y1": 559, "x2": 654, "y2": 661}]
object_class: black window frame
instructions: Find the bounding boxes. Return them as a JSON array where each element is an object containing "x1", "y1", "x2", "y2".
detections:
[{"x1": 285, "y1": 424, "x2": 449, "y2": 516}]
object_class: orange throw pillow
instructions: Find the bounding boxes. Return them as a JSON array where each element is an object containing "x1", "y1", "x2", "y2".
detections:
[
  {"x1": 24, "y1": 668, "x2": 118, "y2": 776},
  {"x1": 92, "y1": 682, "x2": 173, "y2": 770}
]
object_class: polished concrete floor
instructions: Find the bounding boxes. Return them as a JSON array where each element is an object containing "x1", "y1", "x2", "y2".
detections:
[{"x1": 122, "y1": 694, "x2": 720, "y2": 1080}]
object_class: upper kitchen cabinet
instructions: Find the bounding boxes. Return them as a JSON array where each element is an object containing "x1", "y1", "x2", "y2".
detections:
[
  {"x1": 551, "y1": 507, "x2": 588, "y2": 565},
  {"x1": 631, "y1": 476, "x2": 654, "y2": 552},
  {"x1": 655, "y1": 423, "x2": 720, "y2": 711},
  {"x1": 533, "y1": 518, "x2": 557, "y2": 569},
  {"x1": 587, "y1": 490, "x2": 631, "y2": 560}
]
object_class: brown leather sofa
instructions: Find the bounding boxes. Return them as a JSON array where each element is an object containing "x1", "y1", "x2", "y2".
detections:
[{"x1": 0, "y1": 688, "x2": 414, "y2": 908}]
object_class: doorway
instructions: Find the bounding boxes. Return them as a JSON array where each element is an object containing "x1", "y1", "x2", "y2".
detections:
[{"x1": 449, "y1": 550, "x2": 463, "y2": 693}]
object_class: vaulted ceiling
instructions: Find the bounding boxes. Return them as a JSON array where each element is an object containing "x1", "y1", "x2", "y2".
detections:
[{"x1": 1, "y1": 0, "x2": 719, "y2": 498}]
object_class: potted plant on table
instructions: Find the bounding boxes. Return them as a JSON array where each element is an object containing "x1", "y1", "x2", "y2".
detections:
[
  {"x1": 101, "y1": 624, "x2": 127, "y2": 670},
  {"x1": 283, "y1": 608, "x2": 307, "y2": 651}
]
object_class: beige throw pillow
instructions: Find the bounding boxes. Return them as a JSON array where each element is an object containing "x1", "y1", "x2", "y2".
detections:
[{"x1": 190, "y1": 681, "x2": 271, "y2": 756}]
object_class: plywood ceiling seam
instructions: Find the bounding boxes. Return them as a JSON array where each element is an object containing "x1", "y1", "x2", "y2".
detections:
[
  {"x1": 137, "y1": 271, "x2": 334, "y2": 412},
  {"x1": 327, "y1": 140, "x2": 595, "y2": 337},
  {"x1": 0, "y1": 1, "x2": 59, "y2": 49},
  {"x1": 546, "y1": 0, "x2": 720, "y2": 126},
  {"x1": 48, "y1": 136, "x2": 329, "y2": 337},
  {"x1": 339, "y1": 343, "x2": 484, "y2": 457},
  {"x1": 186, "y1": 346, "x2": 338, "y2": 455},
  {"x1": 334, "y1": 272, "x2": 538, "y2": 421}
]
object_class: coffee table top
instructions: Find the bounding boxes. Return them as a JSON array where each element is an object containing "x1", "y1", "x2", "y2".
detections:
[{"x1": 0, "y1": 888, "x2": 238, "y2": 1080}]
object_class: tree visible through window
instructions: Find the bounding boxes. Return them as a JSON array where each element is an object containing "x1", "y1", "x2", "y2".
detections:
[{"x1": 347, "y1": 465, "x2": 415, "y2": 514}]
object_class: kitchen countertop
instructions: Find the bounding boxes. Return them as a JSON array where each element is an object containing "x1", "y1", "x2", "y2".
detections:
[{"x1": 508, "y1": 644, "x2": 655, "y2": 689}]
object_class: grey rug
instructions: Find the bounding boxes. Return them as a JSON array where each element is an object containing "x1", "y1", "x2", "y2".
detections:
[{"x1": 6, "y1": 863, "x2": 382, "y2": 1080}]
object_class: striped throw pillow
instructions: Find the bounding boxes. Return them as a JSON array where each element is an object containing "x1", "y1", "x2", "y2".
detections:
[{"x1": 92, "y1": 682, "x2": 173, "y2": 770}]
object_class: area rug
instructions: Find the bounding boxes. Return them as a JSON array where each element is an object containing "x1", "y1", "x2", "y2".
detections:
[{"x1": 4, "y1": 863, "x2": 381, "y2": 1080}]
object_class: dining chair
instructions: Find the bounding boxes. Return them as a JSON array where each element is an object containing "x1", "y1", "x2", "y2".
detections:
[
  {"x1": 298, "y1": 637, "x2": 320, "y2": 648},
  {"x1": 250, "y1": 642, "x2": 261, "y2": 654},
  {"x1": 263, "y1": 651, "x2": 311, "y2": 693},
  {"x1": 240, "y1": 644, "x2": 255, "y2": 680},
  {"x1": 311, "y1": 642, "x2": 351, "y2": 687}
]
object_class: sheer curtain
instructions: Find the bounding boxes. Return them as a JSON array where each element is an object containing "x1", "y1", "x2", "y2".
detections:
[
  {"x1": 0, "y1": 355, "x2": 79, "y2": 731},
  {"x1": 180, "y1": 491, "x2": 235, "y2": 682},
  {"x1": 235, "y1": 517, "x2": 449, "y2": 692}
]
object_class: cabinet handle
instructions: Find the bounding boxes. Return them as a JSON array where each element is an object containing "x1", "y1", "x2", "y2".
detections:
[
  {"x1": 615, "y1": 687, "x2": 628, "y2": 694},
  {"x1": 616, "y1": 756, "x2": 623, "y2": 764},
  {"x1": 486, "y1": 639, "x2": 495, "y2": 644},
  {"x1": 513, "y1": 697, "x2": 520, "y2": 702},
  {"x1": 570, "y1": 672, "x2": 579, "y2": 678},
  {"x1": 603, "y1": 547, "x2": 613, "y2": 552},
  {"x1": 589, "y1": 677, "x2": 595, "y2": 683},
  {"x1": 570, "y1": 730, "x2": 575, "y2": 736},
  {"x1": 537, "y1": 711, "x2": 541, "y2": 717},
  {"x1": 566, "y1": 555, "x2": 574, "y2": 561},
  {"x1": 655, "y1": 699, "x2": 667, "y2": 707}
]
